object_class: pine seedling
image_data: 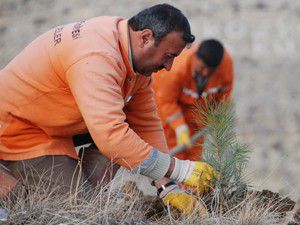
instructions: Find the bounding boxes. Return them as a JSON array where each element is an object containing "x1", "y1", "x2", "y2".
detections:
[{"x1": 194, "y1": 97, "x2": 251, "y2": 209}]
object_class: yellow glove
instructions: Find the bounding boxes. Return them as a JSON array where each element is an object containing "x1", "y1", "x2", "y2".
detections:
[
  {"x1": 176, "y1": 125, "x2": 191, "y2": 148},
  {"x1": 170, "y1": 158, "x2": 219, "y2": 196},
  {"x1": 159, "y1": 181, "x2": 207, "y2": 216},
  {"x1": 183, "y1": 161, "x2": 219, "y2": 196}
]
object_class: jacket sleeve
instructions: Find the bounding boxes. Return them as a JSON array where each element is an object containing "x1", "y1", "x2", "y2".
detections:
[
  {"x1": 154, "y1": 70, "x2": 186, "y2": 131},
  {"x1": 216, "y1": 58, "x2": 234, "y2": 102},
  {"x1": 66, "y1": 54, "x2": 152, "y2": 169},
  {"x1": 125, "y1": 78, "x2": 169, "y2": 154}
]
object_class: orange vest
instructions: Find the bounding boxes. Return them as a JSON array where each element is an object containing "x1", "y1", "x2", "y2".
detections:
[
  {"x1": 152, "y1": 45, "x2": 234, "y2": 160},
  {"x1": 0, "y1": 17, "x2": 168, "y2": 169}
]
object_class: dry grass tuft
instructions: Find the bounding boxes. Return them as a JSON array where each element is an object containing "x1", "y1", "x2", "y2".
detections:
[{"x1": 1, "y1": 174, "x2": 297, "y2": 225}]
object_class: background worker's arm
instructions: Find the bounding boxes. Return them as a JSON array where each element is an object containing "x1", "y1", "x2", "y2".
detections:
[
  {"x1": 154, "y1": 71, "x2": 191, "y2": 147},
  {"x1": 125, "y1": 78, "x2": 169, "y2": 154},
  {"x1": 155, "y1": 71, "x2": 185, "y2": 129},
  {"x1": 214, "y1": 56, "x2": 234, "y2": 102}
]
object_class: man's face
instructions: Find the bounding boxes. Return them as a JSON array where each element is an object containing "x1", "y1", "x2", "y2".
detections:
[
  {"x1": 133, "y1": 30, "x2": 186, "y2": 77},
  {"x1": 194, "y1": 57, "x2": 215, "y2": 77}
]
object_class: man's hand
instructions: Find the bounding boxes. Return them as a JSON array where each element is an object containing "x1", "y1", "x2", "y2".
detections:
[
  {"x1": 170, "y1": 159, "x2": 219, "y2": 196},
  {"x1": 158, "y1": 181, "x2": 207, "y2": 216},
  {"x1": 183, "y1": 161, "x2": 219, "y2": 196},
  {"x1": 175, "y1": 125, "x2": 191, "y2": 148}
]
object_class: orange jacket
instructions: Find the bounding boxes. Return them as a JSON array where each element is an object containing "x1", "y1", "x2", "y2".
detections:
[
  {"x1": 152, "y1": 45, "x2": 234, "y2": 160},
  {"x1": 0, "y1": 17, "x2": 168, "y2": 169}
]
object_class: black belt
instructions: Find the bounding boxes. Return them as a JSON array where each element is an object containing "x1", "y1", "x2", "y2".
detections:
[{"x1": 72, "y1": 133, "x2": 94, "y2": 147}]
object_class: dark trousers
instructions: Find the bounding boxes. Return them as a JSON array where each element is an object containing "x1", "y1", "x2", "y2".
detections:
[{"x1": 0, "y1": 143, "x2": 120, "y2": 197}]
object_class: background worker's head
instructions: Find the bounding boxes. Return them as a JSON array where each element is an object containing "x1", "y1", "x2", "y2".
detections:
[
  {"x1": 128, "y1": 4, "x2": 195, "y2": 76},
  {"x1": 194, "y1": 39, "x2": 224, "y2": 77}
]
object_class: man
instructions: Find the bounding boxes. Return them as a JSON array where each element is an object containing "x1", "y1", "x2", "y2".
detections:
[
  {"x1": 0, "y1": 4, "x2": 217, "y2": 215},
  {"x1": 153, "y1": 39, "x2": 234, "y2": 161}
]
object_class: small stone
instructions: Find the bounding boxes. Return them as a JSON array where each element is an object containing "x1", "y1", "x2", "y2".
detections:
[{"x1": 0, "y1": 208, "x2": 8, "y2": 222}]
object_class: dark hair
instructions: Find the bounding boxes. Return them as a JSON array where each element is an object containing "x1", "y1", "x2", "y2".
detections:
[
  {"x1": 196, "y1": 39, "x2": 224, "y2": 67},
  {"x1": 128, "y1": 4, "x2": 195, "y2": 45}
]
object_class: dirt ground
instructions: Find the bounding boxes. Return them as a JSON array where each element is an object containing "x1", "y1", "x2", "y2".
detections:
[{"x1": 0, "y1": 0, "x2": 299, "y2": 200}]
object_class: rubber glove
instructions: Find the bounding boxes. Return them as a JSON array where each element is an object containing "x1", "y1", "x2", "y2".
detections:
[
  {"x1": 158, "y1": 180, "x2": 207, "y2": 217},
  {"x1": 183, "y1": 161, "x2": 219, "y2": 196},
  {"x1": 170, "y1": 158, "x2": 219, "y2": 196},
  {"x1": 175, "y1": 125, "x2": 191, "y2": 148}
]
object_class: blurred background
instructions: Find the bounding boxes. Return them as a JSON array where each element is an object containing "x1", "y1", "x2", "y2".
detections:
[{"x1": 0, "y1": 0, "x2": 299, "y2": 199}]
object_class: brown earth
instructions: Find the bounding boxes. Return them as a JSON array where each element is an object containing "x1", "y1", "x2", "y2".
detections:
[{"x1": 121, "y1": 181, "x2": 299, "y2": 223}]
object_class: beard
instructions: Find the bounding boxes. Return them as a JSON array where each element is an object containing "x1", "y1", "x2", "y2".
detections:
[
  {"x1": 145, "y1": 65, "x2": 165, "y2": 76},
  {"x1": 143, "y1": 71, "x2": 153, "y2": 77}
]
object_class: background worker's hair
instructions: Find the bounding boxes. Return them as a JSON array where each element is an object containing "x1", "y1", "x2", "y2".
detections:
[
  {"x1": 128, "y1": 4, "x2": 195, "y2": 45},
  {"x1": 197, "y1": 39, "x2": 224, "y2": 67}
]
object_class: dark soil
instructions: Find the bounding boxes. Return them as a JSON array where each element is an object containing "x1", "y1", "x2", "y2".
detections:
[
  {"x1": 253, "y1": 189, "x2": 295, "y2": 217},
  {"x1": 121, "y1": 181, "x2": 297, "y2": 222},
  {"x1": 294, "y1": 208, "x2": 300, "y2": 222}
]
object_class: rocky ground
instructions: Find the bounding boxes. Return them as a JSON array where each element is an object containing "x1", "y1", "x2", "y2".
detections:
[{"x1": 0, "y1": 0, "x2": 299, "y2": 201}]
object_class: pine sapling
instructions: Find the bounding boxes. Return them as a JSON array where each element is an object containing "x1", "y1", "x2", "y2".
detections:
[{"x1": 194, "y1": 97, "x2": 251, "y2": 211}]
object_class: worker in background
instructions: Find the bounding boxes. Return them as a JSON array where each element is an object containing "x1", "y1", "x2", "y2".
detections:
[
  {"x1": 0, "y1": 4, "x2": 217, "y2": 215},
  {"x1": 153, "y1": 39, "x2": 234, "y2": 161}
]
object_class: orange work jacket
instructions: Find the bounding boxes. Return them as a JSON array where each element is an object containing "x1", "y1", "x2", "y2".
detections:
[
  {"x1": 152, "y1": 45, "x2": 234, "y2": 160},
  {"x1": 0, "y1": 17, "x2": 168, "y2": 169}
]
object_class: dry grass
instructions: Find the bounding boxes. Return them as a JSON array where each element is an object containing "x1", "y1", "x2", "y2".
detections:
[{"x1": 1, "y1": 174, "x2": 296, "y2": 225}]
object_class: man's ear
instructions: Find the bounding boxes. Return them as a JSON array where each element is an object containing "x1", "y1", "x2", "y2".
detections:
[{"x1": 140, "y1": 29, "x2": 155, "y2": 48}]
